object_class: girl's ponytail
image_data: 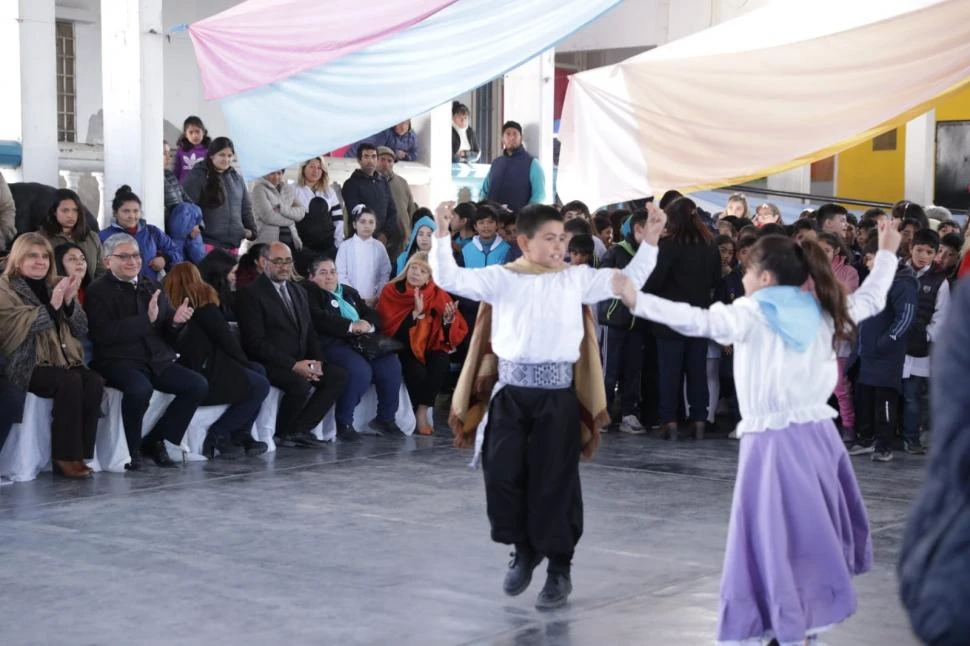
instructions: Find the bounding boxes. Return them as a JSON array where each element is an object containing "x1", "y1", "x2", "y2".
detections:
[{"x1": 799, "y1": 239, "x2": 856, "y2": 348}]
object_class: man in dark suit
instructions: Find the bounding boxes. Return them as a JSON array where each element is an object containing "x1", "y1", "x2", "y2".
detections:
[
  {"x1": 86, "y1": 233, "x2": 208, "y2": 469},
  {"x1": 236, "y1": 242, "x2": 348, "y2": 447}
]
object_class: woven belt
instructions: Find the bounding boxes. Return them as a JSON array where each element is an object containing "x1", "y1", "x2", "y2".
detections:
[{"x1": 498, "y1": 360, "x2": 573, "y2": 390}]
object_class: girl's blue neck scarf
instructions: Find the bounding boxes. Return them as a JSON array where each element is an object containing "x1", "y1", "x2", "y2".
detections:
[
  {"x1": 751, "y1": 286, "x2": 821, "y2": 352},
  {"x1": 332, "y1": 284, "x2": 360, "y2": 322}
]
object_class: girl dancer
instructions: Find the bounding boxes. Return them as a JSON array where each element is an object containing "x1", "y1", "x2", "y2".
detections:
[{"x1": 613, "y1": 220, "x2": 901, "y2": 646}]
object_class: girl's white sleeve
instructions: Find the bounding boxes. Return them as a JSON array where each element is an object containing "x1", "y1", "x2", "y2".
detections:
[
  {"x1": 335, "y1": 244, "x2": 350, "y2": 286},
  {"x1": 631, "y1": 294, "x2": 758, "y2": 346},
  {"x1": 848, "y1": 250, "x2": 896, "y2": 324}
]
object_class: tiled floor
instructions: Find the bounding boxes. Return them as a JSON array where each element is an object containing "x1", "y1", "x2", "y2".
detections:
[{"x1": 0, "y1": 424, "x2": 925, "y2": 645}]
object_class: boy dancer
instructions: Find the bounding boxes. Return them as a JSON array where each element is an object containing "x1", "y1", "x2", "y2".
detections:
[{"x1": 431, "y1": 201, "x2": 664, "y2": 610}]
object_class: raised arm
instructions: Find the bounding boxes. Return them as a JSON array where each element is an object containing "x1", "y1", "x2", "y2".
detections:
[
  {"x1": 429, "y1": 203, "x2": 503, "y2": 302},
  {"x1": 848, "y1": 222, "x2": 903, "y2": 324}
]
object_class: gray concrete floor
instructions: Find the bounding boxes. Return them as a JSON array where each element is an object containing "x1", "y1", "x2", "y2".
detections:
[{"x1": 0, "y1": 420, "x2": 924, "y2": 646}]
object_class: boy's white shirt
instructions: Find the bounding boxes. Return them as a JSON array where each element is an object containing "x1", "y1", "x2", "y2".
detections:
[
  {"x1": 627, "y1": 249, "x2": 899, "y2": 436},
  {"x1": 335, "y1": 234, "x2": 392, "y2": 300},
  {"x1": 429, "y1": 234, "x2": 657, "y2": 364},
  {"x1": 902, "y1": 262, "x2": 950, "y2": 379}
]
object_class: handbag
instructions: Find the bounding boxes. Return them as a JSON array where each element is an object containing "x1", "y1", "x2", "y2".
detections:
[{"x1": 347, "y1": 333, "x2": 404, "y2": 361}]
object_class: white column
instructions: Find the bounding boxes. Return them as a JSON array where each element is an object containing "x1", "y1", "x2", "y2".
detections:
[
  {"x1": 503, "y1": 48, "x2": 555, "y2": 203},
  {"x1": 766, "y1": 165, "x2": 811, "y2": 196},
  {"x1": 101, "y1": 0, "x2": 164, "y2": 226},
  {"x1": 427, "y1": 102, "x2": 455, "y2": 205},
  {"x1": 0, "y1": 0, "x2": 59, "y2": 185},
  {"x1": 904, "y1": 110, "x2": 936, "y2": 206}
]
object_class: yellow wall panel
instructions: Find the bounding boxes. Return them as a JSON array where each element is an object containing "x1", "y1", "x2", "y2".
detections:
[{"x1": 836, "y1": 127, "x2": 906, "y2": 206}]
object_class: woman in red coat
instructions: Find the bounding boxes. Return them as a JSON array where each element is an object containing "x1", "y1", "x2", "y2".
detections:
[{"x1": 377, "y1": 252, "x2": 467, "y2": 434}]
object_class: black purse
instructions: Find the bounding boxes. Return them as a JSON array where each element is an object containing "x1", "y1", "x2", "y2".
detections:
[{"x1": 347, "y1": 333, "x2": 404, "y2": 361}]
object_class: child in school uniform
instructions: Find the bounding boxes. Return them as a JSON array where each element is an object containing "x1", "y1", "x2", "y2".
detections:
[
  {"x1": 462, "y1": 206, "x2": 511, "y2": 269},
  {"x1": 335, "y1": 205, "x2": 392, "y2": 307},
  {"x1": 613, "y1": 221, "x2": 902, "y2": 646},
  {"x1": 435, "y1": 201, "x2": 664, "y2": 610}
]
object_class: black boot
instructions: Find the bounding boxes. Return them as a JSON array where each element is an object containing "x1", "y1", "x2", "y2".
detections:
[
  {"x1": 503, "y1": 545, "x2": 543, "y2": 597},
  {"x1": 141, "y1": 439, "x2": 177, "y2": 468},
  {"x1": 236, "y1": 434, "x2": 269, "y2": 456},
  {"x1": 535, "y1": 571, "x2": 572, "y2": 610}
]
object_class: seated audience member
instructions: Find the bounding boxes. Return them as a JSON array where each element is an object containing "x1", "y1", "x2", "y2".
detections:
[
  {"x1": 336, "y1": 206, "x2": 393, "y2": 307},
  {"x1": 462, "y1": 206, "x2": 510, "y2": 268},
  {"x1": 452, "y1": 102, "x2": 481, "y2": 163},
  {"x1": 163, "y1": 141, "x2": 206, "y2": 264},
  {"x1": 0, "y1": 359, "x2": 18, "y2": 455},
  {"x1": 303, "y1": 257, "x2": 404, "y2": 441},
  {"x1": 567, "y1": 234, "x2": 595, "y2": 267},
  {"x1": 197, "y1": 248, "x2": 239, "y2": 320},
  {"x1": 100, "y1": 186, "x2": 182, "y2": 281},
  {"x1": 164, "y1": 263, "x2": 270, "y2": 458},
  {"x1": 396, "y1": 213, "x2": 435, "y2": 275},
  {"x1": 347, "y1": 121, "x2": 419, "y2": 162},
  {"x1": 0, "y1": 234, "x2": 103, "y2": 478},
  {"x1": 235, "y1": 242, "x2": 348, "y2": 447},
  {"x1": 377, "y1": 253, "x2": 467, "y2": 434},
  {"x1": 40, "y1": 188, "x2": 105, "y2": 282},
  {"x1": 253, "y1": 169, "x2": 305, "y2": 251},
  {"x1": 86, "y1": 233, "x2": 206, "y2": 469},
  {"x1": 234, "y1": 243, "x2": 266, "y2": 291},
  {"x1": 54, "y1": 242, "x2": 94, "y2": 364}
]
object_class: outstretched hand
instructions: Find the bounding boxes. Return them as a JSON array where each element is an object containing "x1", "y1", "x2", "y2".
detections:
[
  {"x1": 434, "y1": 201, "x2": 455, "y2": 237},
  {"x1": 611, "y1": 271, "x2": 638, "y2": 309},
  {"x1": 876, "y1": 219, "x2": 901, "y2": 255}
]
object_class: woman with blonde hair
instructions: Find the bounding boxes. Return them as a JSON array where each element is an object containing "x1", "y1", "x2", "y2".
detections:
[
  {"x1": 0, "y1": 233, "x2": 103, "y2": 478},
  {"x1": 163, "y1": 263, "x2": 270, "y2": 458},
  {"x1": 295, "y1": 156, "x2": 348, "y2": 251},
  {"x1": 377, "y1": 252, "x2": 468, "y2": 434}
]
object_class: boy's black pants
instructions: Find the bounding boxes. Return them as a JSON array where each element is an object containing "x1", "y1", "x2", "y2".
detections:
[
  {"x1": 855, "y1": 383, "x2": 899, "y2": 452},
  {"x1": 482, "y1": 385, "x2": 583, "y2": 572}
]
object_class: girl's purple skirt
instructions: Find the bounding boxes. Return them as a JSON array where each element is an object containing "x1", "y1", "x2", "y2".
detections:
[{"x1": 716, "y1": 419, "x2": 873, "y2": 646}]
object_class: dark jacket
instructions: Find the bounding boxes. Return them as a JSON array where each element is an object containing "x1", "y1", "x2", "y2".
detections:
[
  {"x1": 85, "y1": 272, "x2": 181, "y2": 372},
  {"x1": 452, "y1": 126, "x2": 481, "y2": 163},
  {"x1": 341, "y1": 169, "x2": 400, "y2": 240},
  {"x1": 235, "y1": 274, "x2": 321, "y2": 372},
  {"x1": 173, "y1": 303, "x2": 251, "y2": 405},
  {"x1": 906, "y1": 263, "x2": 948, "y2": 358},
  {"x1": 301, "y1": 281, "x2": 380, "y2": 350},
  {"x1": 644, "y1": 237, "x2": 721, "y2": 339},
  {"x1": 9, "y1": 181, "x2": 99, "y2": 238},
  {"x1": 483, "y1": 146, "x2": 534, "y2": 213},
  {"x1": 850, "y1": 265, "x2": 918, "y2": 391},
  {"x1": 296, "y1": 196, "x2": 336, "y2": 256},
  {"x1": 714, "y1": 266, "x2": 744, "y2": 305},
  {"x1": 899, "y1": 278, "x2": 970, "y2": 646},
  {"x1": 597, "y1": 238, "x2": 638, "y2": 330},
  {"x1": 182, "y1": 165, "x2": 255, "y2": 249}
]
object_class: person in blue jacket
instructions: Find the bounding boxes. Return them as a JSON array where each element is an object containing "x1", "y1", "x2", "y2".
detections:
[
  {"x1": 346, "y1": 120, "x2": 419, "y2": 162},
  {"x1": 99, "y1": 185, "x2": 183, "y2": 281},
  {"x1": 846, "y1": 238, "x2": 918, "y2": 462},
  {"x1": 395, "y1": 214, "x2": 435, "y2": 275},
  {"x1": 461, "y1": 206, "x2": 510, "y2": 269}
]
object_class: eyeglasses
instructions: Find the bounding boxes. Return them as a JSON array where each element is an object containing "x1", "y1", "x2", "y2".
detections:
[
  {"x1": 110, "y1": 253, "x2": 142, "y2": 262},
  {"x1": 268, "y1": 258, "x2": 293, "y2": 267}
]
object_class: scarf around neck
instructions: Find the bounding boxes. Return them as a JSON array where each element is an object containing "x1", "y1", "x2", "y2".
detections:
[
  {"x1": 332, "y1": 283, "x2": 360, "y2": 322},
  {"x1": 751, "y1": 285, "x2": 822, "y2": 352}
]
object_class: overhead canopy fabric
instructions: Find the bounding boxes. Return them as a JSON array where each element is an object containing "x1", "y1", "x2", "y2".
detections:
[
  {"x1": 189, "y1": 0, "x2": 623, "y2": 179},
  {"x1": 557, "y1": 0, "x2": 970, "y2": 208}
]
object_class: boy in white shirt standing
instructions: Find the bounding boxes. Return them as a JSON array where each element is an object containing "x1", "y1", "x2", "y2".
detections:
[
  {"x1": 336, "y1": 205, "x2": 392, "y2": 307},
  {"x1": 431, "y1": 201, "x2": 664, "y2": 610}
]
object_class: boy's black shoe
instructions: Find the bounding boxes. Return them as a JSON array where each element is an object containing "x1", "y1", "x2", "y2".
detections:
[
  {"x1": 503, "y1": 547, "x2": 543, "y2": 597},
  {"x1": 904, "y1": 440, "x2": 927, "y2": 455},
  {"x1": 142, "y1": 440, "x2": 177, "y2": 468},
  {"x1": 336, "y1": 424, "x2": 361, "y2": 443},
  {"x1": 368, "y1": 418, "x2": 404, "y2": 437},
  {"x1": 535, "y1": 572, "x2": 573, "y2": 610}
]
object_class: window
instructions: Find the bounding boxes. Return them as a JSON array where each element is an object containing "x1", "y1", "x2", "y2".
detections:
[
  {"x1": 55, "y1": 21, "x2": 77, "y2": 143},
  {"x1": 872, "y1": 129, "x2": 897, "y2": 151}
]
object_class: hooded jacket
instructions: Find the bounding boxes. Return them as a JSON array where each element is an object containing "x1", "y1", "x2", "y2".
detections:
[
  {"x1": 98, "y1": 220, "x2": 183, "y2": 282},
  {"x1": 395, "y1": 216, "x2": 436, "y2": 275}
]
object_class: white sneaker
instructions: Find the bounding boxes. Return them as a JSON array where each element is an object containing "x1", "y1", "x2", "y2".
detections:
[{"x1": 619, "y1": 415, "x2": 646, "y2": 435}]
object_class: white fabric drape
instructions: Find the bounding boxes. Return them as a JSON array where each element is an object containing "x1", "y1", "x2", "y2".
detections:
[{"x1": 557, "y1": 0, "x2": 970, "y2": 207}]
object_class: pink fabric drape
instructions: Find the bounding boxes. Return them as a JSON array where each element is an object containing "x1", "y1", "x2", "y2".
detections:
[{"x1": 189, "y1": 0, "x2": 457, "y2": 100}]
